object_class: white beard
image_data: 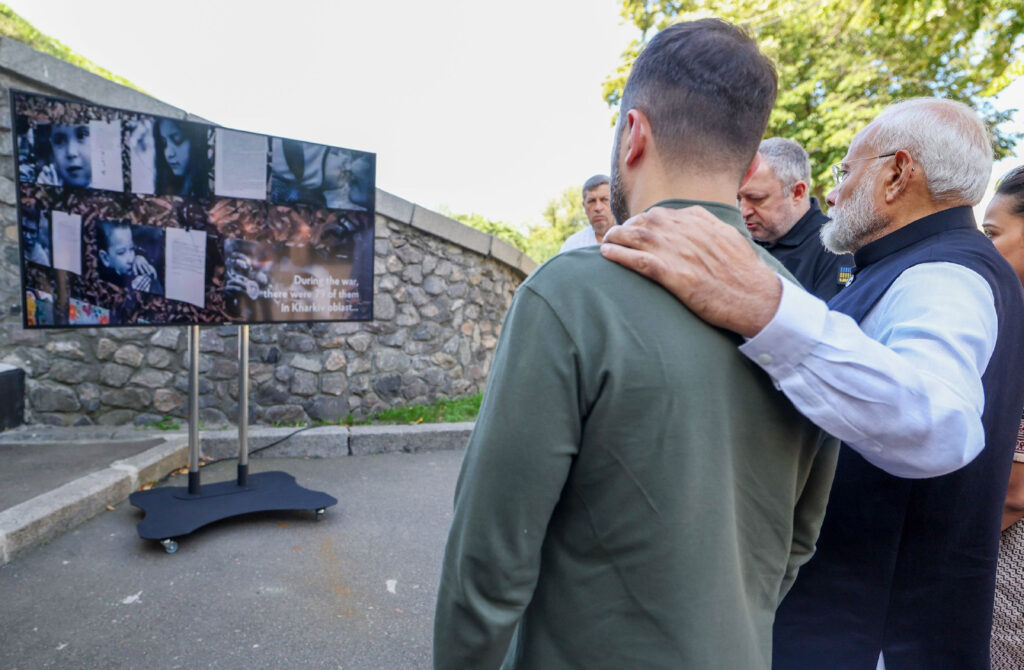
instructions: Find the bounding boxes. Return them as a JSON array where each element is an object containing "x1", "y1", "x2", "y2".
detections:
[{"x1": 821, "y1": 177, "x2": 888, "y2": 254}]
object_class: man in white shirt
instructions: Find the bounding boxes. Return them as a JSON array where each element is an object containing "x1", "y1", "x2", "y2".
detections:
[
  {"x1": 601, "y1": 98, "x2": 1024, "y2": 669},
  {"x1": 559, "y1": 175, "x2": 614, "y2": 253}
]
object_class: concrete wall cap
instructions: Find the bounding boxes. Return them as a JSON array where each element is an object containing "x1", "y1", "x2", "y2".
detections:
[
  {"x1": 375, "y1": 189, "x2": 415, "y2": 225},
  {"x1": 0, "y1": 36, "x2": 190, "y2": 120}
]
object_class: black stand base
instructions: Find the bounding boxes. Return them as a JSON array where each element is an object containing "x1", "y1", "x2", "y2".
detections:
[{"x1": 129, "y1": 471, "x2": 337, "y2": 551}]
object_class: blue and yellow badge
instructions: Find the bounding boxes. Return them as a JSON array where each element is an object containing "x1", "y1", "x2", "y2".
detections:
[{"x1": 838, "y1": 266, "x2": 854, "y2": 287}]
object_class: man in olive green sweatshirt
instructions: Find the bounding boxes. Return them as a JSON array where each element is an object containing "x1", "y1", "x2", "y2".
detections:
[{"x1": 433, "y1": 19, "x2": 839, "y2": 670}]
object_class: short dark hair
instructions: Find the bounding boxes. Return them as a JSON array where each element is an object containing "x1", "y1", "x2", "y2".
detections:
[
  {"x1": 619, "y1": 18, "x2": 777, "y2": 177},
  {"x1": 98, "y1": 220, "x2": 132, "y2": 251},
  {"x1": 582, "y1": 174, "x2": 610, "y2": 199},
  {"x1": 995, "y1": 165, "x2": 1024, "y2": 218}
]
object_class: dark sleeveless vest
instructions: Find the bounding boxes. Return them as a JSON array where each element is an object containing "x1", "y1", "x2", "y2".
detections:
[{"x1": 773, "y1": 207, "x2": 1024, "y2": 670}]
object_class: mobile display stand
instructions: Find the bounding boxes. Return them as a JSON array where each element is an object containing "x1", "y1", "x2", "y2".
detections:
[{"x1": 130, "y1": 325, "x2": 338, "y2": 553}]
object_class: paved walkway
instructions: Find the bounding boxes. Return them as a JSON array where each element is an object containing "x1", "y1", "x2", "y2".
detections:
[{"x1": 0, "y1": 450, "x2": 462, "y2": 669}]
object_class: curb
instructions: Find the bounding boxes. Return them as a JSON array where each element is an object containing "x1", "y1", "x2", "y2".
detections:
[
  {"x1": 0, "y1": 435, "x2": 188, "y2": 564},
  {"x1": 0, "y1": 422, "x2": 473, "y2": 565}
]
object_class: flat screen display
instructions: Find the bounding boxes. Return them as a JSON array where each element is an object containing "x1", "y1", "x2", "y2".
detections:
[{"x1": 13, "y1": 90, "x2": 375, "y2": 328}]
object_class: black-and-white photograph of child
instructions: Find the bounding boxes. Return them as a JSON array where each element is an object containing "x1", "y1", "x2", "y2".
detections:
[
  {"x1": 269, "y1": 139, "x2": 375, "y2": 210},
  {"x1": 322, "y1": 148, "x2": 374, "y2": 211},
  {"x1": 34, "y1": 123, "x2": 93, "y2": 188},
  {"x1": 96, "y1": 220, "x2": 165, "y2": 296},
  {"x1": 21, "y1": 206, "x2": 52, "y2": 267},
  {"x1": 154, "y1": 119, "x2": 210, "y2": 198},
  {"x1": 129, "y1": 117, "x2": 211, "y2": 198},
  {"x1": 223, "y1": 238, "x2": 276, "y2": 321}
]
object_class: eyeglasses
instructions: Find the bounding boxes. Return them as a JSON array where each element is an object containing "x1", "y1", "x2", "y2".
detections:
[{"x1": 831, "y1": 152, "x2": 898, "y2": 187}]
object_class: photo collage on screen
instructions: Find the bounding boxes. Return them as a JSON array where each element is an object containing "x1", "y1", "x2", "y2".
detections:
[{"x1": 13, "y1": 90, "x2": 376, "y2": 328}]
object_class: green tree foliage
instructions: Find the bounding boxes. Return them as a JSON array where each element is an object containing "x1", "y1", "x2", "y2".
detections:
[
  {"x1": 604, "y1": 0, "x2": 1024, "y2": 196},
  {"x1": 443, "y1": 209, "x2": 529, "y2": 252},
  {"x1": 527, "y1": 185, "x2": 589, "y2": 263},
  {"x1": 445, "y1": 185, "x2": 589, "y2": 265},
  {"x1": 0, "y1": 3, "x2": 140, "y2": 91}
]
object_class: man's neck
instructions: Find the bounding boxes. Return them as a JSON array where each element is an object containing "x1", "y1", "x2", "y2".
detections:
[{"x1": 628, "y1": 171, "x2": 740, "y2": 217}]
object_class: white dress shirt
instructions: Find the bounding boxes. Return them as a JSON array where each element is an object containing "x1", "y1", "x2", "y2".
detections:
[
  {"x1": 739, "y1": 262, "x2": 997, "y2": 479},
  {"x1": 558, "y1": 226, "x2": 598, "y2": 253}
]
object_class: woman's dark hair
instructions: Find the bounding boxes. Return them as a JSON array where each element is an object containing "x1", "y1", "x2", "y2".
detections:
[
  {"x1": 154, "y1": 119, "x2": 210, "y2": 199},
  {"x1": 995, "y1": 164, "x2": 1024, "y2": 218}
]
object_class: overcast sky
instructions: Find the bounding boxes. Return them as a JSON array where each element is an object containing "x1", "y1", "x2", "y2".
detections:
[{"x1": 7, "y1": 0, "x2": 1023, "y2": 227}]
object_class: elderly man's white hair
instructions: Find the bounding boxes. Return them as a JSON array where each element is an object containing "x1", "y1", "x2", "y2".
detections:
[{"x1": 866, "y1": 98, "x2": 992, "y2": 205}]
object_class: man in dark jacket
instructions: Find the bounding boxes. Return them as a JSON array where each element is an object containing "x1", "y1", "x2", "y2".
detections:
[{"x1": 740, "y1": 137, "x2": 854, "y2": 300}]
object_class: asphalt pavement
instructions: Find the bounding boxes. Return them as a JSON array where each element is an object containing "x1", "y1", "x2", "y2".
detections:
[{"x1": 0, "y1": 450, "x2": 463, "y2": 669}]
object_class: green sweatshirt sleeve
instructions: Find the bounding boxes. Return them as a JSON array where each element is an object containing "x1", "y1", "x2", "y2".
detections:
[
  {"x1": 779, "y1": 433, "x2": 840, "y2": 604},
  {"x1": 433, "y1": 285, "x2": 582, "y2": 670}
]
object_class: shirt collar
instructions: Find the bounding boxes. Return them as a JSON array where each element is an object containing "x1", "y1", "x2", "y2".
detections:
[
  {"x1": 853, "y1": 206, "x2": 978, "y2": 269},
  {"x1": 649, "y1": 199, "x2": 748, "y2": 237}
]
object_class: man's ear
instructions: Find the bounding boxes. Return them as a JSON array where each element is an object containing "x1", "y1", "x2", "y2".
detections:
[
  {"x1": 623, "y1": 108, "x2": 649, "y2": 167},
  {"x1": 884, "y1": 150, "x2": 914, "y2": 203},
  {"x1": 740, "y1": 153, "x2": 761, "y2": 188},
  {"x1": 791, "y1": 180, "x2": 808, "y2": 201}
]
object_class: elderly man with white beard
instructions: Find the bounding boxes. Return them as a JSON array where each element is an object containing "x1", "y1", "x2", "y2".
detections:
[{"x1": 601, "y1": 98, "x2": 1024, "y2": 669}]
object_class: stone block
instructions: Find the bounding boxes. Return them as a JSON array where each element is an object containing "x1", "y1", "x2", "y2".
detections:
[
  {"x1": 45, "y1": 339, "x2": 86, "y2": 360},
  {"x1": 48, "y1": 360, "x2": 92, "y2": 384},
  {"x1": 153, "y1": 388, "x2": 184, "y2": 413},
  {"x1": 146, "y1": 347, "x2": 174, "y2": 369},
  {"x1": 198, "y1": 329, "x2": 225, "y2": 353},
  {"x1": 101, "y1": 387, "x2": 152, "y2": 409},
  {"x1": 290, "y1": 354, "x2": 323, "y2": 373},
  {"x1": 423, "y1": 275, "x2": 445, "y2": 296},
  {"x1": 372, "y1": 373, "x2": 402, "y2": 399},
  {"x1": 199, "y1": 408, "x2": 228, "y2": 427},
  {"x1": 374, "y1": 349, "x2": 410, "y2": 372},
  {"x1": 304, "y1": 396, "x2": 348, "y2": 423},
  {"x1": 348, "y1": 332, "x2": 373, "y2": 353},
  {"x1": 112, "y1": 344, "x2": 144, "y2": 367},
  {"x1": 29, "y1": 382, "x2": 80, "y2": 412},
  {"x1": 321, "y1": 372, "x2": 348, "y2": 396},
  {"x1": 100, "y1": 362, "x2": 134, "y2": 388},
  {"x1": 374, "y1": 293, "x2": 396, "y2": 321},
  {"x1": 324, "y1": 350, "x2": 347, "y2": 371},
  {"x1": 95, "y1": 338, "x2": 118, "y2": 361},
  {"x1": 283, "y1": 332, "x2": 316, "y2": 353},
  {"x1": 263, "y1": 404, "x2": 310, "y2": 426},
  {"x1": 129, "y1": 369, "x2": 174, "y2": 389},
  {"x1": 149, "y1": 328, "x2": 181, "y2": 350},
  {"x1": 290, "y1": 370, "x2": 317, "y2": 396}
]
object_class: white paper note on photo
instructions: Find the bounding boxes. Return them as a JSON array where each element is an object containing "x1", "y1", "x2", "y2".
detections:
[
  {"x1": 88, "y1": 120, "x2": 124, "y2": 192},
  {"x1": 214, "y1": 128, "x2": 268, "y2": 200},
  {"x1": 165, "y1": 227, "x2": 207, "y2": 308},
  {"x1": 50, "y1": 211, "x2": 82, "y2": 275}
]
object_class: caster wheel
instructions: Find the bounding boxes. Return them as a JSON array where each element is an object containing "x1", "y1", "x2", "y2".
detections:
[
  {"x1": 315, "y1": 508, "x2": 326, "y2": 521},
  {"x1": 160, "y1": 539, "x2": 178, "y2": 554}
]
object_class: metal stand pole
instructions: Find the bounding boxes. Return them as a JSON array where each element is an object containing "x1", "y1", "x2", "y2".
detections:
[
  {"x1": 129, "y1": 324, "x2": 336, "y2": 552},
  {"x1": 237, "y1": 325, "x2": 249, "y2": 487},
  {"x1": 187, "y1": 325, "x2": 201, "y2": 495}
]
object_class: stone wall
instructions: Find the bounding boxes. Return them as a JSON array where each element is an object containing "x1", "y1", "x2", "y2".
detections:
[{"x1": 0, "y1": 37, "x2": 536, "y2": 427}]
